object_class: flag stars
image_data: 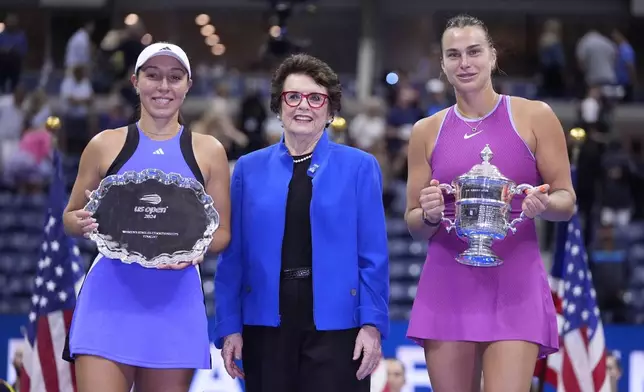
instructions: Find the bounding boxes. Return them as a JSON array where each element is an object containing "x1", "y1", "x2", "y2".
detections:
[
  {"x1": 32, "y1": 295, "x2": 39, "y2": 305},
  {"x1": 581, "y1": 310, "x2": 589, "y2": 320},
  {"x1": 72, "y1": 262, "x2": 80, "y2": 273},
  {"x1": 573, "y1": 285, "x2": 582, "y2": 296},
  {"x1": 42, "y1": 242, "x2": 48, "y2": 252},
  {"x1": 39, "y1": 296, "x2": 48, "y2": 307},
  {"x1": 571, "y1": 245, "x2": 579, "y2": 256},
  {"x1": 29, "y1": 312, "x2": 36, "y2": 322},
  {"x1": 45, "y1": 216, "x2": 56, "y2": 233},
  {"x1": 58, "y1": 291, "x2": 68, "y2": 302},
  {"x1": 46, "y1": 280, "x2": 57, "y2": 292},
  {"x1": 73, "y1": 246, "x2": 80, "y2": 256},
  {"x1": 50, "y1": 240, "x2": 60, "y2": 252},
  {"x1": 35, "y1": 276, "x2": 44, "y2": 287},
  {"x1": 567, "y1": 303, "x2": 576, "y2": 314},
  {"x1": 38, "y1": 257, "x2": 52, "y2": 269},
  {"x1": 55, "y1": 265, "x2": 64, "y2": 277}
]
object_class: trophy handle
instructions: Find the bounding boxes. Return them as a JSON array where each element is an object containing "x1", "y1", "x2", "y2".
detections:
[
  {"x1": 440, "y1": 212, "x2": 456, "y2": 232},
  {"x1": 437, "y1": 183, "x2": 456, "y2": 232},
  {"x1": 513, "y1": 183, "x2": 535, "y2": 195},
  {"x1": 505, "y1": 211, "x2": 528, "y2": 234},
  {"x1": 438, "y1": 183, "x2": 455, "y2": 194}
]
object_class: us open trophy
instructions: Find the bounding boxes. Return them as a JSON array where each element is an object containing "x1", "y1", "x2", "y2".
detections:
[
  {"x1": 83, "y1": 169, "x2": 220, "y2": 268},
  {"x1": 438, "y1": 144, "x2": 537, "y2": 267}
]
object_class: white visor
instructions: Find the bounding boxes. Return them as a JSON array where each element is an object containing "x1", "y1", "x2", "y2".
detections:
[{"x1": 134, "y1": 42, "x2": 192, "y2": 78}]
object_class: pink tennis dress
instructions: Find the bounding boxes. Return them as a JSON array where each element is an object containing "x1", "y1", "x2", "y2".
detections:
[{"x1": 407, "y1": 95, "x2": 559, "y2": 358}]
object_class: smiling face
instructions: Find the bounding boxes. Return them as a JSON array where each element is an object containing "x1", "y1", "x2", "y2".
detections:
[
  {"x1": 131, "y1": 55, "x2": 192, "y2": 120},
  {"x1": 441, "y1": 25, "x2": 496, "y2": 93},
  {"x1": 279, "y1": 73, "x2": 333, "y2": 138}
]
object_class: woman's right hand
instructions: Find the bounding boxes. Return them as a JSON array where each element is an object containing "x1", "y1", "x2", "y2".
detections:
[
  {"x1": 68, "y1": 209, "x2": 98, "y2": 238},
  {"x1": 221, "y1": 333, "x2": 245, "y2": 379},
  {"x1": 66, "y1": 189, "x2": 98, "y2": 238},
  {"x1": 419, "y1": 179, "x2": 444, "y2": 224}
]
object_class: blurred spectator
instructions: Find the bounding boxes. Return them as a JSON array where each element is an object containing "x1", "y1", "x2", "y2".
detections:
[
  {"x1": 0, "y1": 14, "x2": 27, "y2": 94},
  {"x1": 237, "y1": 86, "x2": 268, "y2": 154},
  {"x1": 0, "y1": 84, "x2": 27, "y2": 142},
  {"x1": 606, "y1": 351, "x2": 622, "y2": 392},
  {"x1": 10, "y1": 346, "x2": 22, "y2": 392},
  {"x1": 581, "y1": 86, "x2": 601, "y2": 123},
  {"x1": 384, "y1": 358, "x2": 406, "y2": 392},
  {"x1": 192, "y1": 112, "x2": 248, "y2": 159},
  {"x1": 600, "y1": 140, "x2": 633, "y2": 227},
  {"x1": 538, "y1": 19, "x2": 566, "y2": 98},
  {"x1": 2, "y1": 125, "x2": 53, "y2": 190},
  {"x1": 23, "y1": 89, "x2": 51, "y2": 129},
  {"x1": 630, "y1": 138, "x2": 644, "y2": 220},
  {"x1": 611, "y1": 29, "x2": 636, "y2": 102},
  {"x1": 386, "y1": 84, "x2": 423, "y2": 181},
  {"x1": 59, "y1": 65, "x2": 94, "y2": 155},
  {"x1": 99, "y1": 95, "x2": 130, "y2": 131},
  {"x1": 591, "y1": 224, "x2": 628, "y2": 322},
  {"x1": 110, "y1": 24, "x2": 146, "y2": 81},
  {"x1": 264, "y1": 114, "x2": 284, "y2": 145},
  {"x1": 412, "y1": 43, "x2": 442, "y2": 86},
  {"x1": 425, "y1": 78, "x2": 449, "y2": 116},
  {"x1": 201, "y1": 83, "x2": 249, "y2": 159},
  {"x1": 349, "y1": 97, "x2": 386, "y2": 151},
  {"x1": 576, "y1": 29, "x2": 617, "y2": 90},
  {"x1": 65, "y1": 21, "x2": 95, "y2": 73}
]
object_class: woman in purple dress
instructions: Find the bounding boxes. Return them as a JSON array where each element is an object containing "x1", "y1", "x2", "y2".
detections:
[{"x1": 405, "y1": 15, "x2": 576, "y2": 391}]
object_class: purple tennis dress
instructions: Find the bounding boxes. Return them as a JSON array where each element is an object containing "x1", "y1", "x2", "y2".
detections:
[
  {"x1": 407, "y1": 95, "x2": 559, "y2": 358},
  {"x1": 67, "y1": 124, "x2": 211, "y2": 368}
]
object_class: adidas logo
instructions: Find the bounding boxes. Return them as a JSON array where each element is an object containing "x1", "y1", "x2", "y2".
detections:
[
  {"x1": 159, "y1": 46, "x2": 172, "y2": 51},
  {"x1": 153, "y1": 148, "x2": 165, "y2": 155}
]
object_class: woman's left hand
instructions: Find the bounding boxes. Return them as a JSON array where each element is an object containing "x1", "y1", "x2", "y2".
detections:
[
  {"x1": 157, "y1": 255, "x2": 205, "y2": 270},
  {"x1": 522, "y1": 184, "x2": 550, "y2": 219},
  {"x1": 353, "y1": 325, "x2": 382, "y2": 380}
]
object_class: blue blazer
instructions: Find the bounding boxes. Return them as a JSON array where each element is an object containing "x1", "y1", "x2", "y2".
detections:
[{"x1": 214, "y1": 131, "x2": 389, "y2": 348}]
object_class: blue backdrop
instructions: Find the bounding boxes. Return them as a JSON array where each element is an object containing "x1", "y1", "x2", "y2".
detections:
[{"x1": 1, "y1": 315, "x2": 642, "y2": 391}]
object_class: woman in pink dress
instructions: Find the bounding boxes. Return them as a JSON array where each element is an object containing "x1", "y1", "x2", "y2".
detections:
[{"x1": 405, "y1": 14, "x2": 576, "y2": 391}]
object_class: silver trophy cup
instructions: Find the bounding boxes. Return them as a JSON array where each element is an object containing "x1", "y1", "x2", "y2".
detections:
[{"x1": 438, "y1": 145, "x2": 536, "y2": 267}]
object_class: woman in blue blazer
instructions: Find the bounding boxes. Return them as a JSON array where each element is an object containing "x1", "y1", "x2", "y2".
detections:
[{"x1": 214, "y1": 54, "x2": 390, "y2": 392}]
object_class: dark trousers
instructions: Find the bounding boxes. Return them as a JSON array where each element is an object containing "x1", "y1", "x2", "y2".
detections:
[
  {"x1": 0, "y1": 52, "x2": 21, "y2": 94},
  {"x1": 241, "y1": 278, "x2": 370, "y2": 392}
]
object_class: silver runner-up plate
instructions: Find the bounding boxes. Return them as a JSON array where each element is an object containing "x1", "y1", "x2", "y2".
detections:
[{"x1": 83, "y1": 169, "x2": 220, "y2": 268}]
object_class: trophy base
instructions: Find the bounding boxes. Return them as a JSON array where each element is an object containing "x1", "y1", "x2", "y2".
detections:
[{"x1": 456, "y1": 235, "x2": 503, "y2": 267}]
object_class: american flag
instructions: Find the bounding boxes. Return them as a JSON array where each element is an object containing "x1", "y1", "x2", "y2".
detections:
[
  {"x1": 20, "y1": 151, "x2": 84, "y2": 392},
  {"x1": 535, "y1": 208, "x2": 609, "y2": 392}
]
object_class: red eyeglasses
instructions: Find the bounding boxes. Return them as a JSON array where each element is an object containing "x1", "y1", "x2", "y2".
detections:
[{"x1": 281, "y1": 91, "x2": 329, "y2": 108}]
